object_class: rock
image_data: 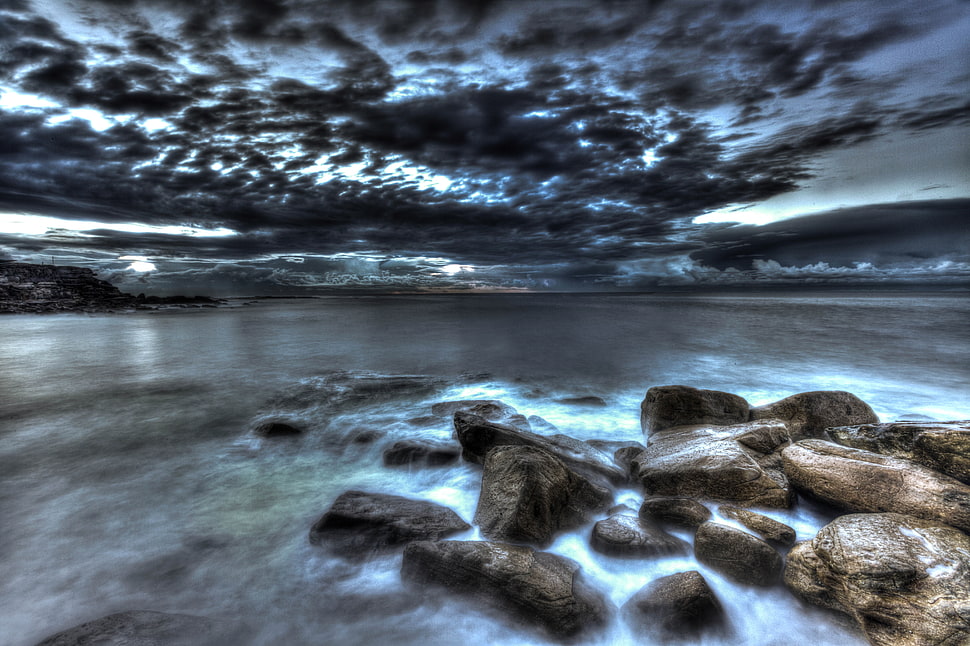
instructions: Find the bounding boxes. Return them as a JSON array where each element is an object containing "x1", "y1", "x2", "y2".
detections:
[
  {"x1": 749, "y1": 391, "x2": 877, "y2": 441},
  {"x1": 640, "y1": 385, "x2": 749, "y2": 435},
  {"x1": 631, "y1": 420, "x2": 793, "y2": 508},
  {"x1": 453, "y1": 411, "x2": 626, "y2": 486},
  {"x1": 623, "y1": 571, "x2": 727, "y2": 639},
  {"x1": 781, "y1": 440, "x2": 970, "y2": 533},
  {"x1": 717, "y1": 505, "x2": 796, "y2": 547},
  {"x1": 828, "y1": 421, "x2": 970, "y2": 484},
  {"x1": 590, "y1": 513, "x2": 689, "y2": 558},
  {"x1": 432, "y1": 399, "x2": 529, "y2": 429},
  {"x1": 309, "y1": 491, "x2": 469, "y2": 558},
  {"x1": 401, "y1": 540, "x2": 609, "y2": 640},
  {"x1": 253, "y1": 421, "x2": 302, "y2": 437},
  {"x1": 586, "y1": 439, "x2": 645, "y2": 455},
  {"x1": 694, "y1": 522, "x2": 783, "y2": 586},
  {"x1": 639, "y1": 497, "x2": 711, "y2": 528},
  {"x1": 555, "y1": 396, "x2": 607, "y2": 407},
  {"x1": 382, "y1": 440, "x2": 460, "y2": 467},
  {"x1": 34, "y1": 610, "x2": 247, "y2": 646},
  {"x1": 527, "y1": 415, "x2": 559, "y2": 432},
  {"x1": 785, "y1": 513, "x2": 970, "y2": 646},
  {"x1": 475, "y1": 446, "x2": 611, "y2": 547}
]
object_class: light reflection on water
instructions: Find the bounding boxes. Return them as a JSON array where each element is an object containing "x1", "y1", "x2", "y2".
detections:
[{"x1": 1, "y1": 294, "x2": 968, "y2": 645}]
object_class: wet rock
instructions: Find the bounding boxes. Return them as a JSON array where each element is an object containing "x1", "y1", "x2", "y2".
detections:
[
  {"x1": 640, "y1": 385, "x2": 749, "y2": 435},
  {"x1": 556, "y1": 396, "x2": 607, "y2": 407},
  {"x1": 527, "y1": 415, "x2": 559, "y2": 432},
  {"x1": 694, "y1": 522, "x2": 783, "y2": 586},
  {"x1": 587, "y1": 439, "x2": 644, "y2": 455},
  {"x1": 475, "y1": 445, "x2": 611, "y2": 547},
  {"x1": 432, "y1": 399, "x2": 529, "y2": 429},
  {"x1": 785, "y1": 513, "x2": 970, "y2": 646},
  {"x1": 631, "y1": 420, "x2": 793, "y2": 508},
  {"x1": 253, "y1": 421, "x2": 302, "y2": 437},
  {"x1": 639, "y1": 497, "x2": 712, "y2": 529},
  {"x1": 828, "y1": 420, "x2": 970, "y2": 484},
  {"x1": 34, "y1": 610, "x2": 247, "y2": 646},
  {"x1": 782, "y1": 439, "x2": 970, "y2": 533},
  {"x1": 401, "y1": 540, "x2": 609, "y2": 641},
  {"x1": 613, "y1": 446, "x2": 644, "y2": 476},
  {"x1": 623, "y1": 571, "x2": 727, "y2": 640},
  {"x1": 590, "y1": 513, "x2": 689, "y2": 558},
  {"x1": 309, "y1": 490, "x2": 469, "y2": 558},
  {"x1": 750, "y1": 391, "x2": 878, "y2": 441},
  {"x1": 382, "y1": 440, "x2": 460, "y2": 467},
  {"x1": 454, "y1": 411, "x2": 626, "y2": 486},
  {"x1": 718, "y1": 505, "x2": 796, "y2": 547}
]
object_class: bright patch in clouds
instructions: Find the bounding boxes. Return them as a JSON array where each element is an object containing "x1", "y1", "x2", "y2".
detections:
[
  {"x1": 441, "y1": 264, "x2": 474, "y2": 274},
  {"x1": 0, "y1": 214, "x2": 238, "y2": 238},
  {"x1": 119, "y1": 255, "x2": 156, "y2": 272}
]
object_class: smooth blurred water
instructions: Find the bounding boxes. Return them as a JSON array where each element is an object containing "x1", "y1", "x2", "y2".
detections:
[{"x1": 1, "y1": 293, "x2": 968, "y2": 646}]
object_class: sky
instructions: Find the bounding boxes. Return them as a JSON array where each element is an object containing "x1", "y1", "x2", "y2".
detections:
[{"x1": 0, "y1": 0, "x2": 967, "y2": 294}]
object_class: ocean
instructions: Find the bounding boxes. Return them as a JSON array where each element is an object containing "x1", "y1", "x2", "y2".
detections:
[{"x1": 1, "y1": 293, "x2": 968, "y2": 645}]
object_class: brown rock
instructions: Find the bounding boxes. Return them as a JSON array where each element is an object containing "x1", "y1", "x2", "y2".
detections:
[
  {"x1": 639, "y1": 497, "x2": 712, "y2": 528},
  {"x1": 718, "y1": 505, "x2": 796, "y2": 547},
  {"x1": 623, "y1": 571, "x2": 727, "y2": 639},
  {"x1": 750, "y1": 391, "x2": 877, "y2": 441},
  {"x1": 640, "y1": 385, "x2": 749, "y2": 435},
  {"x1": 590, "y1": 513, "x2": 689, "y2": 558},
  {"x1": 694, "y1": 522, "x2": 783, "y2": 586}
]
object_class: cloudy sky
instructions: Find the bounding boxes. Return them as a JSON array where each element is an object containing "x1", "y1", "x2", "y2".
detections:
[{"x1": 0, "y1": 0, "x2": 967, "y2": 293}]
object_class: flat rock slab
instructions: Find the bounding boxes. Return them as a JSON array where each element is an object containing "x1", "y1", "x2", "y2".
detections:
[
  {"x1": 401, "y1": 540, "x2": 609, "y2": 640},
  {"x1": 35, "y1": 610, "x2": 247, "y2": 646},
  {"x1": 750, "y1": 391, "x2": 877, "y2": 441},
  {"x1": 718, "y1": 505, "x2": 796, "y2": 547},
  {"x1": 828, "y1": 420, "x2": 970, "y2": 484},
  {"x1": 623, "y1": 571, "x2": 727, "y2": 639},
  {"x1": 782, "y1": 439, "x2": 970, "y2": 533},
  {"x1": 309, "y1": 490, "x2": 469, "y2": 558},
  {"x1": 640, "y1": 385, "x2": 749, "y2": 435},
  {"x1": 785, "y1": 512, "x2": 970, "y2": 646},
  {"x1": 694, "y1": 522, "x2": 783, "y2": 586},
  {"x1": 590, "y1": 513, "x2": 690, "y2": 558}
]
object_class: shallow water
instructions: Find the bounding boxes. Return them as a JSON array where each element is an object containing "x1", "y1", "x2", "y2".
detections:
[{"x1": 1, "y1": 293, "x2": 968, "y2": 645}]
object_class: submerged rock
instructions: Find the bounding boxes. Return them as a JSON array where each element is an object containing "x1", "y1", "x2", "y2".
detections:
[
  {"x1": 475, "y1": 445, "x2": 611, "y2": 547},
  {"x1": 401, "y1": 540, "x2": 609, "y2": 641},
  {"x1": 631, "y1": 420, "x2": 793, "y2": 508},
  {"x1": 253, "y1": 421, "x2": 303, "y2": 437},
  {"x1": 640, "y1": 385, "x2": 750, "y2": 435},
  {"x1": 453, "y1": 411, "x2": 626, "y2": 486},
  {"x1": 556, "y1": 396, "x2": 607, "y2": 407},
  {"x1": 34, "y1": 610, "x2": 247, "y2": 646},
  {"x1": 639, "y1": 497, "x2": 712, "y2": 529},
  {"x1": 827, "y1": 420, "x2": 970, "y2": 484},
  {"x1": 382, "y1": 440, "x2": 461, "y2": 467},
  {"x1": 718, "y1": 505, "x2": 796, "y2": 547},
  {"x1": 785, "y1": 513, "x2": 970, "y2": 646},
  {"x1": 309, "y1": 491, "x2": 469, "y2": 558},
  {"x1": 750, "y1": 391, "x2": 878, "y2": 441},
  {"x1": 694, "y1": 522, "x2": 783, "y2": 586},
  {"x1": 782, "y1": 439, "x2": 970, "y2": 533},
  {"x1": 623, "y1": 571, "x2": 727, "y2": 640},
  {"x1": 590, "y1": 513, "x2": 689, "y2": 558}
]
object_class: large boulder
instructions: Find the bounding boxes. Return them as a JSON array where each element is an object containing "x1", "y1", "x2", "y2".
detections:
[
  {"x1": 590, "y1": 513, "x2": 690, "y2": 558},
  {"x1": 401, "y1": 540, "x2": 609, "y2": 640},
  {"x1": 694, "y1": 522, "x2": 783, "y2": 586},
  {"x1": 35, "y1": 611, "x2": 247, "y2": 646},
  {"x1": 718, "y1": 505, "x2": 796, "y2": 547},
  {"x1": 475, "y1": 446, "x2": 611, "y2": 547},
  {"x1": 640, "y1": 385, "x2": 749, "y2": 435},
  {"x1": 750, "y1": 391, "x2": 877, "y2": 441},
  {"x1": 639, "y1": 497, "x2": 711, "y2": 529},
  {"x1": 785, "y1": 513, "x2": 970, "y2": 646},
  {"x1": 622, "y1": 571, "x2": 727, "y2": 640},
  {"x1": 631, "y1": 420, "x2": 793, "y2": 508},
  {"x1": 781, "y1": 440, "x2": 970, "y2": 533},
  {"x1": 453, "y1": 411, "x2": 626, "y2": 486},
  {"x1": 828, "y1": 421, "x2": 970, "y2": 484},
  {"x1": 382, "y1": 440, "x2": 460, "y2": 467},
  {"x1": 309, "y1": 491, "x2": 470, "y2": 558}
]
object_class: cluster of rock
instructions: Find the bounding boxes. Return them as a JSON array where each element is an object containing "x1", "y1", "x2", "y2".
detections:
[{"x1": 0, "y1": 261, "x2": 221, "y2": 313}]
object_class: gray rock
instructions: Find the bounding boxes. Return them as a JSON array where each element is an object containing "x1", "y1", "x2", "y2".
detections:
[
  {"x1": 613, "y1": 446, "x2": 644, "y2": 476},
  {"x1": 750, "y1": 391, "x2": 878, "y2": 441},
  {"x1": 35, "y1": 610, "x2": 247, "y2": 646},
  {"x1": 432, "y1": 399, "x2": 529, "y2": 429},
  {"x1": 632, "y1": 420, "x2": 793, "y2": 508},
  {"x1": 781, "y1": 440, "x2": 970, "y2": 533},
  {"x1": 639, "y1": 497, "x2": 712, "y2": 528},
  {"x1": 590, "y1": 513, "x2": 689, "y2": 558},
  {"x1": 475, "y1": 445, "x2": 611, "y2": 547},
  {"x1": 828, "y1": 420, "x2": 970, "y2": 484},
  {"x1": 623, "y1": 571, "x2": 727, "y2": 639},
  {"x1": 785, "y1": 513, "x2": 970, "y2": 646},
  {"x1": 640, "y1": 385, "x2": 749, "y2": 435},
  {"x1": 694, "y1": 522, "x2": 783, "y2": 586},
  {"x1": 382, "y1": 440, "x2": 460, "y2": 467},
  {"x1": 309, "y1": 490, "x2": 469, "y2": 558},
  {"x1": 253, "y1": 421, "x2": 302, "y2": 437},
  {"x1": 718, "y1": 505, "x2": 796, "y2": 547},
  {"x1": 401, "y1": 540, "x2": 609, "y2": 640}
]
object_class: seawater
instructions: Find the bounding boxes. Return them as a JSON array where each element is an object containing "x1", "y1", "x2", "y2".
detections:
[{"x1": 1, "y1": 293, "x2": 968, "y2": 646}]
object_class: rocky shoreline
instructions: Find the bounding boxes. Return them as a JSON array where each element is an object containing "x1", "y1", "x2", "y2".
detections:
[
  {"x1": 0, "y1": 261, "x2": 223, "y2": 313},
  {"x1": 34, "y1": 384, "x2": 970, "y2": 645}
]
